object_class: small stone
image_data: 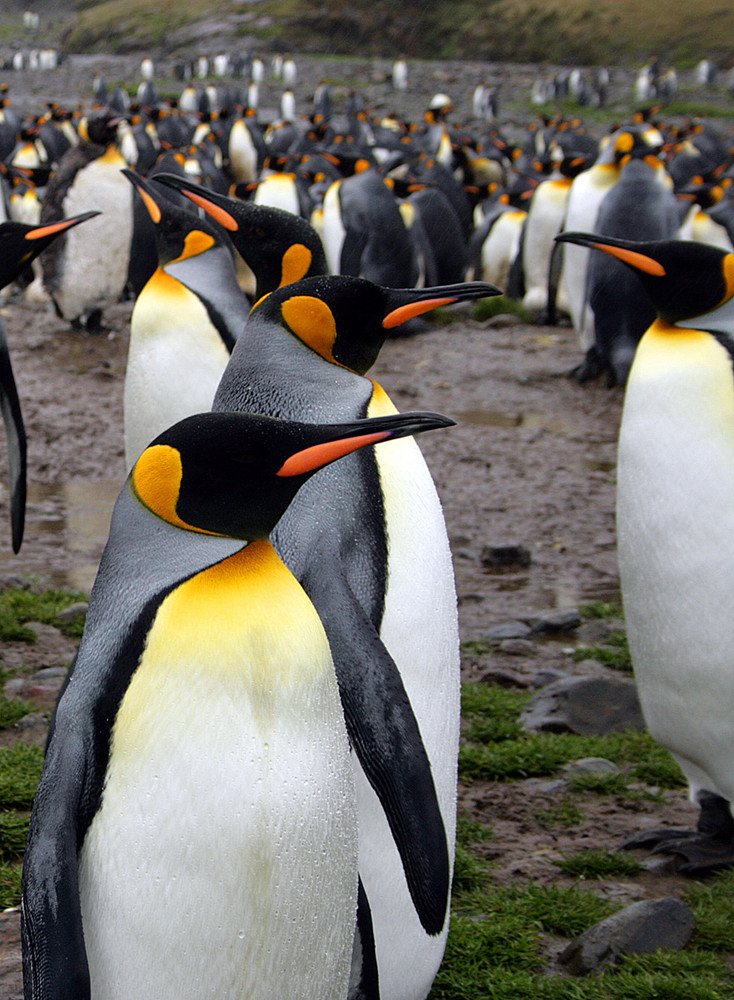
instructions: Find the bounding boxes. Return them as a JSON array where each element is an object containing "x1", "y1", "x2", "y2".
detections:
[
  {"x1": 15, "y1": 713, "x2": 46, "y2": 731},
  {"x1": 532, "y1": 668, "x2": 569, "y2": 687},
  {"x1": 529, "y1": 608, "x2": 582, "y2": 635},
  {"x1": 520, "y1": 676, "x2": 645, "y2": 735},
  {"x1": 562, "y1": 757, "x2": 621, "y2": 778},
  {"x1": 499, "y1": 639, "x2": 537, "y2": 656},
  {"x1": 32, "y1": 667, "x2": 68, "y2": 680},
  {"x1": 559, "y1": 897, "x2": 695, "y2": 975},
  {"x1": 478, "y1": 667, "x2": 530, "y2": 688},
  {"x1": 56, "y1": 602, "x2": 88, "y2": 623},
  {"x1": 486, "y1": 621, "x2": 532, "y2": 641},
  {"x1": 576, "y1": 620, "x2": 616, "y2": 644},
  {"x1": 479, "y1": 544, "x2": 531, "y2": 571}
]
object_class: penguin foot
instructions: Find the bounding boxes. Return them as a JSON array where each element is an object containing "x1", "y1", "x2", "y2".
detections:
[
  {"x1": 620, "y1": 827, "x2": 698, "y2": 851},
  {"x1": 655, "y1": 836, "x2": 734, "y2": 875},
  {"x1": 84, "y1": 309, "x2": 106, "y2": 334},
  {"x1": 569, "y1": 346, "x2": 605, "y2": 384}
]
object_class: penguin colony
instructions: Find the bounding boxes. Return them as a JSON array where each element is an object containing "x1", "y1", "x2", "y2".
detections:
[{"x1": 0, "y1": 51, "x2": 733, "y2": 1000}]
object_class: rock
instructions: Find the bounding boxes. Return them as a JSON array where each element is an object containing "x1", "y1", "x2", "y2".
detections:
[
  {"x1": 56, "y1": 601, "x2": 88, "y2": 623},
  {"x1": 576, "y1": 619, "x2": 618, "y2": 644},
  {"x1": 562, "y1": 757, "x2": 621, "y2": 777},
  {"x1": 499, "y1": 638, "x2": 537, "y2": 656},
  {"x1": 531, "y1": 668, "x2": 569, "y2": 687},
  {"x1": 32, "y1": 667, "x2": 68, "y2": 680},
  {"x1": 529, "y1": 608, "x2": 582, "y2": 635},
  {"x1": 559, "y1": 897, "x2": 696, "y2": 975},
  {"x1": 520, "y1": 676, "x2": 645, "y2": 735},
  {"x1": 478, "y1": 667, "x2": 531, "y2": 688},
  {"x1": 486, "y1": 621, "x2": 532, "y2": 641},
  {"x1": 479, "y1": 544, "x2": 531, "y2": 571}
]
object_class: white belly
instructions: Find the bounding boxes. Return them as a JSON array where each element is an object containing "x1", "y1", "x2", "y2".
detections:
[
  {"x1": 78, "y1": 547, "x2": 358, "y2": 1000},
  {"x1": 361, "y1": 392, "x2": 460, "y2": 999},
  {"x1": 124, "y1": 275, "x2": 231, "y2": 468},
  {"x1": 53, "y1": 155, "x2": 132, "y2": 320},
  {"x1": 618, "y1": 326, "x2": 734, "y2": 802}
]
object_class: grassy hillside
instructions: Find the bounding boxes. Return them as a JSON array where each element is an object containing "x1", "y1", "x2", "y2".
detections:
[{"x1": 5, "y1": 0, "x2": 734, "y2": 67}]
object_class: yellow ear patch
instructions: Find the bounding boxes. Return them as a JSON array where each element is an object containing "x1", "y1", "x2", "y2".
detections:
[
  {"x1": 724, "y1": 254, "x2": 734, "y2": 300},
  {"x1": 172, "y1": 230, "x2": 216, "y2": 262},
  {"x1": 281, "y1": 295, "x2": 337, "y2": 360},
  {"x1": 132, "y1": 444, "x2": 214, "y2": 534},
  {"x1": 280, "y1": 243, "x2": 313, "y2": 287}
]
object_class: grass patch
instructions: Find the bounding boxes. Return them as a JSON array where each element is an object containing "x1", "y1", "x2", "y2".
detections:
[
  {"x1": 553, "y1": 848, "x2": 644, "y2": 879},
  {"x1": 0, "y1": 693, "x2": 35, "y2": 729},
  {"x1": 471, "y1": 296, "x2": 535, "y2": 323},
  {"x1": 0, "y1": 812, "x2": 30, "y2": 861},
  {"x1": 0, "y1": 862, "x2": 22, "y2": 911},
  {"x1": 572, "y1": 632, "x2": 632, "y2": 672},
  {"x1": 0, "y1": 744, "x2": 44, "y2": 810},
  {"x1": 0, "y1": 586, "x2": 87, "y2": 642},
  {"x1": 460, "y1": 683, "x2": 685, "y2": 788},
  {"x1": 579, "y1": 601, "x2": 624, "y2": 620},
  {"x1": 684, "y1": 869, "x2": 734, "y2": 952},
  {"x1": 536, "y1": 796, "x2": 584, "y2": 828}
]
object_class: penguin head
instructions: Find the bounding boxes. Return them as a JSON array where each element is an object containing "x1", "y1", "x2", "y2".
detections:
[
  {"x1": 151, "y1": 172, "x2": 327, "y2": 297},
  {"x1": 123, "y1": 168, "x2": 225, "y2": 267},
  {"x1": 82, "y1": 108, "x2": 125, "y2": 146},
  {"x1": 250, "y1": 275, "x2": 501, "y2": 373},
  {"x1": 0, "y1": 212, "x2": 100, "y2": 291},
  {"x1": 555, "y1": 232, "x2": 734, "y2": 327},
  {"x1": 130, "y1": 409, "x2": 455, "y2": 541}
]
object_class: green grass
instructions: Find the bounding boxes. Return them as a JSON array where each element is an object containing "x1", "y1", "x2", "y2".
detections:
[
  {"x1": 0, "y1": 586, "x2": 88, "y2": 642},
  {"x1": 471, "y1": 296, "x2": 535, "y2": 324},
  {"x1": 0, "y1": 811, "x2": 30, "y2": 861},
  {"x1": 0, "y1": 744, "x2": 44, "y2": 810},
  {"x1": 553, "y1": 848, "x2": 644, "y2": 879},
  {"x1": 572, "y1": 631, "x2": 633, "y2": 672},
  {"x1": 0, "y1": 862, "x2": 23, "y2": 911}
]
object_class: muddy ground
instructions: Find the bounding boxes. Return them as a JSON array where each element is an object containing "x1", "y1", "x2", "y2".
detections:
[{"x1": 0, "y1": 50, "x2": 723, "y2": 998}]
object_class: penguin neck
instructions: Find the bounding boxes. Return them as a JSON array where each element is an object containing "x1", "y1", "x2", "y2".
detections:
[{"x1": 129, "y1": 539, "x2": 329, "y2": 693}]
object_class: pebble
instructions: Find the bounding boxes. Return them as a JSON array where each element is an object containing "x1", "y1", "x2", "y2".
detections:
[
  {"x1": 479, "y1": 544, "x2": 532, "y2": 571},
  {"x1": 499, "y1": 638, "x2": 537, "y2": 656},
  {"x1": 56, "y1": 602, "x2": 88, "y2": 623},
  {"x1": 520, "y1": 676, "x2": 645, "y2": 735},
  {"x1": 562, "y1": 757, "x2": 621, "y2": 778},
  {"x1": 486, "y1": 621, "x2": 532, "y2": 641},
  {"x1": 559, "y1": 897, "x2": 696, "y2": 974},
  {"x1": 528, "y1": 608, "x2": 582, "y2": 635}
]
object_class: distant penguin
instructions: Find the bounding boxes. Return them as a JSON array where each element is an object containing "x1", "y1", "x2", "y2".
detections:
[
  {"x1": 0, "y1": 213, "x2": 99, "y2": 552},
  {"x1": 212, "y1": 274, "x2": 499, "y2": 1000},
  {"x1": 280, "y1": 88, "x2": 296, "y2": 122},
  {"x1": 393, "y1": 58, "x2": 408, "y2": 91},
  {"x1": 122, "y1": 170, "x2": 248, "y2": 470},
  {"x1": 282, "y1": 57, "x2": 297, "y2": 86},
  {"x1": 22, "y1": 404, "x2": 453, "y2": 1000},
  {"x1": 560, "y1": 152, "x2": 678, "y2": 385},
  {"x1": 40, "y1": 110, "x2": 132, "y2": 331},
  {"x1": 559, "y1": 234, "x2": 734, "y2": 874},
  {"x1": 321, "y1": 168, "x2": 419, "y2": 287},
  {"x1": 558, "y1": 125, "x2": 663, "y2": 352}
]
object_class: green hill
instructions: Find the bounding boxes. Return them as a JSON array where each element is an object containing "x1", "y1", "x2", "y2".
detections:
[{"x1": 4, "y1": 0, "x2": 734, "y2": 67}]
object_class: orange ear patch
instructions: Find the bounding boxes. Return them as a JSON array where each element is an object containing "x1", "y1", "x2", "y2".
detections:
[
  {"x1": 281, "y1": 295, "x2": 337, "y2": 359},
  {"x1": 280, "y1": 243, "x2": 313, "y2": 287},
  {"x1": 132, "y1": 444, "x2": 213, "y2": 534}
]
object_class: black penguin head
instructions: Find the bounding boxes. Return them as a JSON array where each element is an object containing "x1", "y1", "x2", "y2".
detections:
[
  {"x1": 130, "y1": 410, "x2": 455, "y2": 541},
  {"x1": 152, "y1": 172, "x2": 327, "y2": 297},
  {"x1": 82, "y1": 108, "x2": 125, "y2": 147},
  {"x1": 251, "y1": 275, "x2": 501, "y2": 374},
  {"x1": 555, "y1": 231, "x2": 733, "y2": 326},
  {"x1": 122, "y1": 168, "x2": 224, "y2": 267},
  {"x1": 0, "y1": 212, "x2": 100, "y2": 291}
]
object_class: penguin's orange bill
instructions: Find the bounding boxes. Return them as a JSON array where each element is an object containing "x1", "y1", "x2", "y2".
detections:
[
  {"x1": 183, "y1": 191, "x2": 238, "y2": 232},
  {"x1": 277, "y1": 431, "x2": 392, "y2": 477},
  {"x1": 25, "y1": 217, "x2": 95, "y2": 240},
  {"x1": 383, "y1": 297, "x2": 457, "y2": 330},
  {"x1": 591, "y1": 243, "x2": 666, "y2": 277}
]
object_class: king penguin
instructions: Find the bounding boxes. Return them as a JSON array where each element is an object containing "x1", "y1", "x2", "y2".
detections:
[
  {"x1": 558, "y1": 231, "x2": 734, "y2": 872},
  {"x1": 0, "y1": 212, "x2": 99, "y2": 552},
  {"x1": 40, "y1": 109, "x2": 132, "y2": 331},
  {"x1": 211, "y1": 274, "x2": 500, "y2": 1000},
  {"x1": 152, "y1": 172, "x2": 328, "y2": 300},
  {"x1": 22, "y1": 406, "x2": 454, "y2": 1000},
  {"x1": 122, "y1": 169, "x2": 250, "y2": 471}
]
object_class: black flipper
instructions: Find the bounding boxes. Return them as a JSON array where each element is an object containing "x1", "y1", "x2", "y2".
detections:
[
  {"x1": 545, "y1": 236, "x2": 564, "y2": 325},
  {"x1": 0, "y1": 317, "x2": 26, "y2": 553},
  {"x1": 340, "y1": 228, "x2": 369, "y2": 277},
  {"x1": 348, "y1": 879, "x2": 380, "y2": 1000},
  {"x1": 300, "y1": 552, "x2": 450, "y2": 936}
]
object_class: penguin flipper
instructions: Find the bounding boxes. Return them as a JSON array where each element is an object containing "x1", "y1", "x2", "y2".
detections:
[
  {"x1": 302, "y1": 560, "x2": 450, "y2": 936},
  {"x1": 0, "y1": 318, "x2": 26, "y2": 552},
  {"x1": 340, "y1": 228, "x2": 369, "y2": 276},
  {"x1": 21, "y1": 724, "x2": 92, "y2": 999},
  {"x1": 348, "y1": 878, "x2": 380, "y2": 1000}
]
